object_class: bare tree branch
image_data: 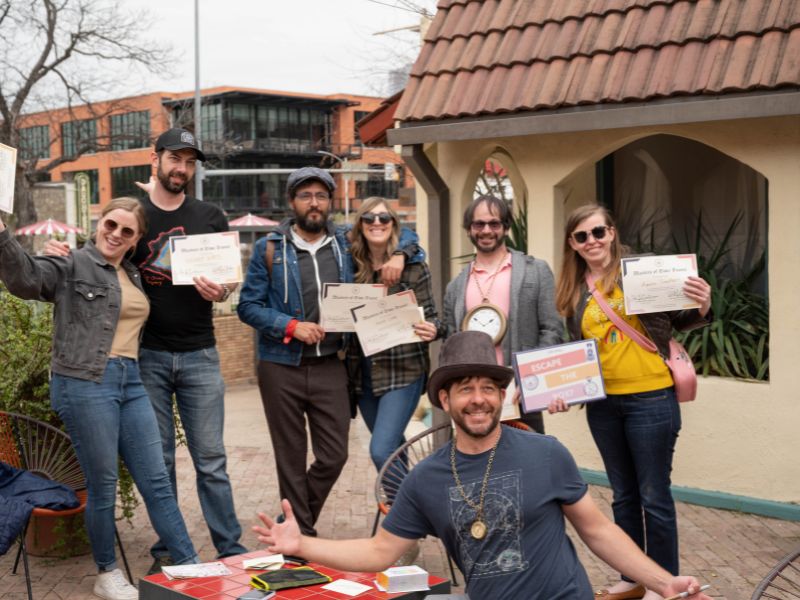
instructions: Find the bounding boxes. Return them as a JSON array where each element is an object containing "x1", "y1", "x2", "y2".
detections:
[{"x1": 0, "y1": 0, "x2": 172, "y2": 225}]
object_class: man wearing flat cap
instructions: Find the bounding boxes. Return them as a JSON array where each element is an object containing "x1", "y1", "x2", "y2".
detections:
[
  {"x1": 252, "y1": 331, "x2": 712, "y2": 600},
  {"x1": 238, "y1": 167, "x2": 421, "y2": 537}
]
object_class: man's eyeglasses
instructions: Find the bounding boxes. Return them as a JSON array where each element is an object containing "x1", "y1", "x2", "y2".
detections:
[
  {"x1": 360, "y1": 212, "x2": 393, "y2": 225},
  {"x1": 470, "y1": 220, "x2": 504, "y2": 232},
  {"x1": 101, "y1": 218, "x2": 137, "y2": 239},
  {"x1": 295, "y1": 192, "x2": 331, "y2": 203},
  {"x1": 571, "y1": 225, "x2": 610, "y2": 244}
]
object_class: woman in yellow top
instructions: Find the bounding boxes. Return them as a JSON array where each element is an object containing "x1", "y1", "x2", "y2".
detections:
[{"x1": 551, "y1": 205, "x2": 711, "y2": 600}]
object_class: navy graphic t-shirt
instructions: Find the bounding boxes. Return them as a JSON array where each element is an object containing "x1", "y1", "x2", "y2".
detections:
[
  {"x1": 132, "y1": 195, "x2": 228, "y2": 352},
  {"x1": 382, "y1": 426, "x2": 592, "y2": 600}
]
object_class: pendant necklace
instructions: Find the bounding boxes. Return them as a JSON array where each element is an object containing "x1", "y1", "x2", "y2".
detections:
[
  {"x1": 470, "y1": 250, "x2": 507, "y2": 304},
  {"x1": 449, "y1": 427, "x2": 502, "y2": 540}
]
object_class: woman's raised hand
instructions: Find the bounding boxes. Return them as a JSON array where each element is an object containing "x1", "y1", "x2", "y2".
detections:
[
  {"x1": 683, "y1": 276, "x2": 712, "y2": 317},
  {"x1": 413, "y1": 321, "x2": 438, "y2": 342}
]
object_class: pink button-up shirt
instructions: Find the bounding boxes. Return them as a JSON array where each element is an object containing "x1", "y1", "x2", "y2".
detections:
[{"x1": 465, "y1": 252, "x2": 513, "y2": 365}]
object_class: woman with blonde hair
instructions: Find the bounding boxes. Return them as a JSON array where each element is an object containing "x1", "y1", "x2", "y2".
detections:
[
  {"x1": 0, "y1": 198, "x2": 197, "y2": 600},
  {"x1": 551, "y1": 204, "x2": 711, "y2": 600},
  {"x1": 347, "y1": 197, "x2": 443, "y2": 471}
]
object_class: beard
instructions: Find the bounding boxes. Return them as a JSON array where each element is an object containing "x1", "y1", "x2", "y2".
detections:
[
  {"x1": 157, "y1": 164, "x2": 189, "y2": 194},
  {"x1": 295, "y1": 208, "x2": 328, "y2": 233},
  {"x1": 448, "y1": 403, "x2": 502, "y2": 439},
  {"x1": 469, "y1": 231, "x2": 505, "y2": 254}
]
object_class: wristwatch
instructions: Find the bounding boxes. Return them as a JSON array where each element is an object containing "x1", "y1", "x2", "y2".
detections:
[{"x1": 218, "y1": 284, "x2": 231, "y2": 302}]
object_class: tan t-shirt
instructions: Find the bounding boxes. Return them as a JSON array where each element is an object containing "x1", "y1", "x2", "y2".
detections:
[{"x1": 110, "y1": 266, "x2": 150, "y2": 359}]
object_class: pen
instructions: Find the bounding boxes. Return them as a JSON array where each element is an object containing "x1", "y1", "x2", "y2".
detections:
[{"x1": 664, "y1": 584, "x2": 711, "y2": 600}]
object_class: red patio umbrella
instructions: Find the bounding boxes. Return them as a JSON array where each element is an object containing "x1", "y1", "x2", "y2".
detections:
[
  {"x1": 228, "y1": 213, "x2": 278, "y2": 227},
  {"x1": 15, "y1": 218, "x2": 84, "y2": 236}
]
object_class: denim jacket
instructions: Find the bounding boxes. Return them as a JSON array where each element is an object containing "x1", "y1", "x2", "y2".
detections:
[
  {"x1": 237, "y1": 219, "x2": 423, "y2": 366},
  {"x1": 0, "y1": 228, "x2": 146, "y2": 382}
]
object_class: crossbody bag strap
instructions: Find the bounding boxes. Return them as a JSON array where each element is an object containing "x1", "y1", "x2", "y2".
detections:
[{"x1": 584, "y1": 273, "x2": 658, "y2": 354}]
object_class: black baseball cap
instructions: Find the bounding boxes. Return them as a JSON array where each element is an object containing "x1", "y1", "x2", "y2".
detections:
[
  {"x1": 286, "y1": 166, "x2": 336, "y2": 198},
  {"x1": 155, "y1": 128, "x2": 206, "y2": 162}
]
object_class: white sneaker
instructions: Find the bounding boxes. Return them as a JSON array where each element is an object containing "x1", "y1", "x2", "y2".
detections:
[{"x1": 93, "y1": 568, "x2": 138, "y2": 600}]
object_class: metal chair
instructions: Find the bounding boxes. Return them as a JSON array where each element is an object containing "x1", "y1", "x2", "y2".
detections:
[
  {"x1": 751, "y1": 546, "x2": 800, "y2": 599},
  {"x1": 0, "y1": 411, "x2": 132, "y2": 599},
  {"x1": 373, "y1": 421, "x2": 458, "y2": 584}
]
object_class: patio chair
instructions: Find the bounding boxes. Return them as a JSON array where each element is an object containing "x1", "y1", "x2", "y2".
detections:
[
  {"x1": 751, "y1": 545, "x2": 800, "y2": 599},
  {"x1": 0, "y1": 411, "x2": 132, "y2": 600}
]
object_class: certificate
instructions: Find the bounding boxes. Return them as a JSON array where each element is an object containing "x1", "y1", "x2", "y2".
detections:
[
  {"x1": 320, "y1": 283, "x2": 386, "y2": 332},
  {"x1": 512, "y1": 339, "x2": 605, "y2": 413},
  {"x1": 351, "y1": 290, "x2": 423, "y2": 357},
  {"x1": 500, "y1": 378, "x2": 521, "y2": 422},
  {"x1": 0, "y1": 142, "x2": 17, "y2": 213},
  {"x1": 621, "y1": 254, "x2": 700, "y2": 315},
  {"x1": 169, "y1": 231, "x2": 243, "y2": 285}
]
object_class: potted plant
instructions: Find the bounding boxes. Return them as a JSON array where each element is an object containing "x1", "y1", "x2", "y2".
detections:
[{"x1": 0, "y1": 286, "x2": 140, "y2": 556}]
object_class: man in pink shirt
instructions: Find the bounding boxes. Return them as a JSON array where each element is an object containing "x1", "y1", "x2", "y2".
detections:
[{"x1": 442, "y1": 195, "x2": 563, "y2": 433}]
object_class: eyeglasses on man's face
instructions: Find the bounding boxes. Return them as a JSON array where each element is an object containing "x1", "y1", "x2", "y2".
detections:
[
  {"x1": 470, "y1": 220, "x2": 504, "y2": 232},
  {"x1": 294, "y1": 191, "x2": 331, "y2": 203},
  {"x1": 571, "y1": 225, "x2": 611, "y2": 244},
  {"x1": 360, "y1": 211, "x2": 393, "y2": 225}
]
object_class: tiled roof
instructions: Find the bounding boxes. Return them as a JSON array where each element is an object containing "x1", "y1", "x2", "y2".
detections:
[{"x1": 395, "y1": 0, "x2": 800, "y2": 122}]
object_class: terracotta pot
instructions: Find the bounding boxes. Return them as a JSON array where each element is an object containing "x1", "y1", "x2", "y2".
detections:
[{"x1": 25, "y1": 490, "x2": 91, "y2": 558}]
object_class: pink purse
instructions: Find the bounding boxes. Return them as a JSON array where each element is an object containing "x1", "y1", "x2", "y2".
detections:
[{"x1": 585, "y1": 275, "x2": 697, "y2": 403}]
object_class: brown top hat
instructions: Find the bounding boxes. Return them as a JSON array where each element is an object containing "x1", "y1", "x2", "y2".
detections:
[{"x1": 427, "y1": 331, "x2": 514, "y2": 409}]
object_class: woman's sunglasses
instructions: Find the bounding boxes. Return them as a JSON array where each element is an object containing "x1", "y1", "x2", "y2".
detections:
[
  {"x1": 571, "y1": 225, "x2": 610, "y2": 244},
  {"x1": 101, "y1": 218, "x2": 137, "y2": 240},
  {"x1": 360, "y1": 211, "x2": 393, "y2": 225}
]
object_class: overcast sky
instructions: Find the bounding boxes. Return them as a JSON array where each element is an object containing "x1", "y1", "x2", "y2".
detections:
[{"x1": 125, "y1": 0, "x2": 435, "y2": 98}]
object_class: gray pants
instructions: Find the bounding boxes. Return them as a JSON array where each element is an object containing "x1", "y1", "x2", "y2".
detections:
[{"x1": 257, "y1": 355, "x2": 350, "y2": 536}]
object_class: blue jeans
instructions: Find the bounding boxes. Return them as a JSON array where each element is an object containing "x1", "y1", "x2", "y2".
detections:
[
  {"x1": 586, "y1": 386, "x2": 681, "y2": 580},
  {"x1": 50, "y1": 359, "x2": 197, "y2": 571},
  {"x1": 139, "y1": 347, "x2": 246, "y2": 558},
  {"x1": 358, "y1": 359, "x2": 425, "y2": 471}
]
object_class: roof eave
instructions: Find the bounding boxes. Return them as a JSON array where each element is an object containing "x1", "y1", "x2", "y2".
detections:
[{"x1": 387, "y1": 89, "x2": 800, "y2": 146}]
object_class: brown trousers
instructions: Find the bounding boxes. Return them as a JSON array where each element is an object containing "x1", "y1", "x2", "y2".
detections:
[{"x1": 257, "y1": 355, "x2": 350, "y2": 536}]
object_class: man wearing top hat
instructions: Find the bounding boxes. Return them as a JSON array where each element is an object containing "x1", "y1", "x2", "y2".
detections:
[
  {"x1": 46, "y1": 128, "x2": 248, "y2": 569},
  {"x1": 252, "y1": 331, "x2": 712, "y2": 600}
]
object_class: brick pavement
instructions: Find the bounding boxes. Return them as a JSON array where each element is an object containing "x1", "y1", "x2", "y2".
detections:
[{"x1": 1, "y1": 384, "x2": 798, "y2": 599}]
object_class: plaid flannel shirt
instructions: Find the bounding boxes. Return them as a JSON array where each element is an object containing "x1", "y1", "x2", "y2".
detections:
[{"x1": 347, "y1": 261, "x2": 444, "y2": 397}]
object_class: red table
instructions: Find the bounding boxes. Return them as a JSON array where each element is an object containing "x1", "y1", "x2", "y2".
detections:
[{"x1": 139, "y1": 551, "x2": 451, "y2": 600}]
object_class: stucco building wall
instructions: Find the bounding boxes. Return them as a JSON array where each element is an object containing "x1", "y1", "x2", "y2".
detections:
[{"x1": 417, "y1": 114, "x2": 800, "y2": 503}]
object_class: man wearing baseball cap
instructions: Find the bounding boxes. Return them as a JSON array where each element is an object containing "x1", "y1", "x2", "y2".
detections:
[
  {"x1": 252, "y1": 331, "x2": 712, "y2": 600},
  {"x1": 238, "y1": 166, "x2": 421, "y2": 537},
  {"x1": 48, "y1": 127, "x2": 249, "y2": 568}
]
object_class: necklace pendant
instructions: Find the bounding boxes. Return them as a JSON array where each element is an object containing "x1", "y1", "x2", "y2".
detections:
[{"x1": 470, "y1": 519, "x2": 487, "y2": 540}]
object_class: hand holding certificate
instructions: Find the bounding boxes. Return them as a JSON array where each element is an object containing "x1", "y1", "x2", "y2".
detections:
[
  {"x1": 352, "y1": 290, "x2": 423, "y2": 356},
  {"x1": 320, "y1": 283, "x2": 386, "y2": 332},
  {"x1": 169, "y1": 231, "x2": 243, "y2": 285},
  {"x1": 621, "y1": 254, "x2": 701, "y2": 315},
  {"x1": 0, "y1": 143, "x2": 17, "y2": 213}
]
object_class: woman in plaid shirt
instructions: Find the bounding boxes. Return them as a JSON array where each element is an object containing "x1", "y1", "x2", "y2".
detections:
[{"x1": 347, "y1": 197, "x2": 444, "y2": 471}]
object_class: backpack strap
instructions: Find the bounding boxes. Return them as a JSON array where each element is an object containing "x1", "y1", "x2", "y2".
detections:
[{"x1": 265, "y1": 240, "x2": 275, "y2": 278}]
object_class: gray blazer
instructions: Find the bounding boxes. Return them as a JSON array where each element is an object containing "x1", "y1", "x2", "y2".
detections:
[{"x1": 443, "y1": 249, "x2": 564, "y2": 364}]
